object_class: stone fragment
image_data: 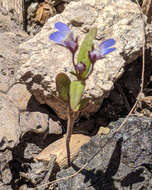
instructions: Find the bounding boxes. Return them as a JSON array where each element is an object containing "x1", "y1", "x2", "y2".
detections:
[
  {"x1": 23, "y1": 142, "x2": 42, "y2": 160},
  {"x1": 35, "y1": 134, "x2": 91, "y2": 168},
  {"x1": 0, "y1": 32, "x2": 20, "y2": 92},
  {"x1": 17, "y1": 0, "x2": 150, "y2": 119},
  {"x1": 0, "y1": 17, "x2": 27, "y2": 92},
  {"x1": 0, "y1": 149, "x2": 13, "y2": 184},
  {"x1": 0, "y1": 184, "x2": 13, "y2": 190},
  {"x1": 0, "y1": 0, "x2": 24, "y2": 25},
  {"x1": 48, "y1": 115, "x2": 63, "y2": 134},
  {"x1": 20, "y1": 110, "x2": 49, "y2": 136},
  {"x1": 98, "y1": 126, "x2": 110, "y2": 135},
  {"x1": 7, "y1": 83, "x2": 31, "y2": 111},
  {"x1": 57, "y1": 116, "x2": 152, "y2": 189},
  {"x1": 0, "y1": 92, "x2": 20, "y2": 149},
  {"x1": 27, "y1": 2, "x2": 38, "y2": 19},
  {"x1": 20, "y1": 156, "x2": 56, "y2": 186}
]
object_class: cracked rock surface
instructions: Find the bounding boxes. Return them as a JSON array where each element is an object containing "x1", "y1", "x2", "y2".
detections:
[{"x1": 57, "y1": 115, "x2": 152, "y2": 190}]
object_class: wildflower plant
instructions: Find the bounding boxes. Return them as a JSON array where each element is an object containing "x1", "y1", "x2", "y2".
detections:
[{"x1": 49, "y1": 22, "x2": 116, "y2": 166}]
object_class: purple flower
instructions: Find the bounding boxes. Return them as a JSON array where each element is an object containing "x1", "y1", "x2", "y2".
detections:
[
  {"x1": 49, "y1": 22, "x2": 78, "y2": 54},
  {"x1": 89, "y1": 39, "x2": 116, "y2": 63}
]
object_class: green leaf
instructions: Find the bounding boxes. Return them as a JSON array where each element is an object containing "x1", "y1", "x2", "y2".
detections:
[
  {"x1": 56, "y1": 73, "x2": 71, "y2": 102},
  {"x1": 77, "y1": 28, "x2": 97, "y2": 79},
  {"x1": 70, "y1": 81, "x2": 85, "y2": 111},
  {"x1": 73, "y1": 98, "x2": 89, "y2": 112}
]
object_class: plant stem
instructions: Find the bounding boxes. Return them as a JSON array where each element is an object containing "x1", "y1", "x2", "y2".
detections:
[
  {"x1": 85, "y1": 63, "x2": 95, "y2": 79},
  {"x1": 66, "y1": 107, "x2": 78, "y2": 166},
  {"x1": 72, "y1": 53, "x2": 79, "y2": 76}
]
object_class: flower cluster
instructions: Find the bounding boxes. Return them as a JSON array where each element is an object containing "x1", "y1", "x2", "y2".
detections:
[
  {"x1": 49, "y1": 22, "x2": 116, "y2": 166},
  {"x1": 49, "y1": 22, "x2": 116, "y2": 78}
]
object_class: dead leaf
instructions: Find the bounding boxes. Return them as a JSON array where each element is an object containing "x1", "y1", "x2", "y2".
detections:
[{"x1": 35, "y1": 2, "x2": 56, "y2": 24}]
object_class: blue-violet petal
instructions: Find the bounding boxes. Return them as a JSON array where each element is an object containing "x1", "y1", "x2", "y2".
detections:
[
  {"x1": 101, "y1": 47, "x2": 116, "y2": 56},
  {"x1": 99, "y1": 39, "x2": 116, "y2": 49},
  {"x1": 55, "y1": 22, "x2": 70, "y2": 33},
  {"x1": 49, "y1": 32, "x2": 65, "y2": 44}
]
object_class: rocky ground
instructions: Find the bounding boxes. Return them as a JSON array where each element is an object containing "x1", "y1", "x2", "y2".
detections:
[{"x1": 0, "y1": 0, "x2": 152, "y2": 190}]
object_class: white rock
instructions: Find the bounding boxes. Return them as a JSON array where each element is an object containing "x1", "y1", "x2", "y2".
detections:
[{"x1": 17, "y1": 0, "x2": 147, "y2": 119}]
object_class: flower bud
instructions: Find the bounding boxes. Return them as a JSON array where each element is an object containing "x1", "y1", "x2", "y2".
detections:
[{"x1": 75, "y1": 62, "x2": 86, "y2": 73}]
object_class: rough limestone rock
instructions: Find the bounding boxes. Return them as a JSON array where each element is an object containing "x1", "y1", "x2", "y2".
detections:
[
  {"x1": 20, "y1": 110, "x2": 49, "y2": 136},
  {"x1": 57, "y1": 116, "x2": 152, "y2": 189},
  {"x1": 0, "y1": 92, "x2": 20, "y2": 150},
  {"x1": 17, "y1": 0, "x2": 147, "y2": 119},
  {"x1": 0, "y1": 12, "x2": 28, "y2": 93},
  {"x1": 0, "y1": 32, "x2": 23, "y2": 92},
  {"x1": 0, "y1": 0, "x2": 24, "y2": 25},
  {"x1": 0, "y1": 149, "x2": 13, "y2": 185},
  {"x1": 7, "y1": 83, "x2": 32, "y2": 111},
  {"x1": 48, "y1": 115, "x2": 63, "y2": 134}
]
